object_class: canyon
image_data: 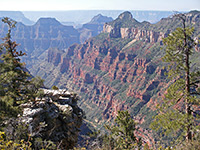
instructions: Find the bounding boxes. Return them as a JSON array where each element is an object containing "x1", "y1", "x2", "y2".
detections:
[
  {"x1": 0, "y1": 10, "x2": 200, "y2": 144},
  {"x1": 33, "y1": 11, "x2": 199, "y2": 144}
]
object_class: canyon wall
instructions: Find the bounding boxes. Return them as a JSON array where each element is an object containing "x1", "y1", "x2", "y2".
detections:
[{"x1": 33, "y1": 11, "x2": 200, "y2": 144}]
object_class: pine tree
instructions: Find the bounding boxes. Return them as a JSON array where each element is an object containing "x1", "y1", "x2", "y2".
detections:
[
  {"x1": 151, "y1": 13, "x2": 200, "y2": 145},
  {"x1": 0, "y1": 17, "x2": 31, "y2": 106},
  {"x1": 105, "y1": 110, "x2": 142, "y2": 150},
  {"x1": 0, "y1": 17, "x2": 44, "y2": 119}
]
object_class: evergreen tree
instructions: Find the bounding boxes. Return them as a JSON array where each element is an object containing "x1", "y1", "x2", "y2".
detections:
[
  {"x1": 151, "y1": 13, "x2": 200, "y2": 145},
  {"x1": 0, "y1": 17, "x2": 44, "y2": 122},
  {"x1": 105, "y1": 110, "x2": 142, "y2": 150}
]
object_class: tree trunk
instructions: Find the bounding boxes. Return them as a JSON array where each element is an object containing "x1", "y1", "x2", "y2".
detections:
[{"x1": 184, "y1": 23, "x2": 192, "y2": 141}]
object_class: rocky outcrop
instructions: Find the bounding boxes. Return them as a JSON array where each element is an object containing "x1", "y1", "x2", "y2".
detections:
[
  {"x1": 103, "y1": 23, "x2": 167, "y2": 43},
  {"x1": 19, "y1": 89, "x2": 84, "y2": 149},
  {"x1": 103, "y1": 11, "x2": 142, "y2": 38},
  {"x1": 103, "y1": 23, "x2": 113, "y2": 33},
  {"x1": 102, "y1": 11, "x2": 170, "y2": 43}
]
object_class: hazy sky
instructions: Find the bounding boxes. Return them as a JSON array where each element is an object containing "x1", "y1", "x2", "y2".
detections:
[{"x1": 0, "y1": 0, "x2": 199, "y2": 11}]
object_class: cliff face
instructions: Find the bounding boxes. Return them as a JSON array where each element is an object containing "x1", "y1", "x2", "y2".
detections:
[
  {"x1": 0, "y1": 18, "x2": 80, "y2": 52},
  {"x1": 103, "y1": 24, "x2": 167, "y2": 42},
  {"x1": 103, "y1": 11, "x2": 168, "y2": 42},
  {"x1": 0, "y1": 17, "x2": 80, "y2": 69},
  {"x1": 60, "y1": 38, "x2": 167, "y2": 122},
  {"x1": 0, "y1": 16, "x2": 114, "y2": 70}
]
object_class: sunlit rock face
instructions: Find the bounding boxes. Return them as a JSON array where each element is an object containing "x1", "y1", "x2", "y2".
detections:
[{"x1": 20, "y1": 89, "x2": 84, "y2": 149}]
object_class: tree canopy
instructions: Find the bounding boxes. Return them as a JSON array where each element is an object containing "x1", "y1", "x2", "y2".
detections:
[{"x1": 104, "y1": 110, "x2": 142, "y2": 150}]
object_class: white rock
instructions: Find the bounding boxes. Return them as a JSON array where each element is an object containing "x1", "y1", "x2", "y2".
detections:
[
  {"x1": 23, "y1": 108, "x2": 44, "y2": 117},
  {"x1": 55, "y1": 103, "x2": 73, "y2": 114}
]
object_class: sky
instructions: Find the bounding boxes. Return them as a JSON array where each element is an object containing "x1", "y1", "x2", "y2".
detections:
[{"x1": 0, "y1": 0, "x2": 199, "y2": 11}]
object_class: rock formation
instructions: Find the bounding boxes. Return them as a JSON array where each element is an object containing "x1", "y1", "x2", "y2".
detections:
[
  {"x1": 103, "y1": 11, "x2": 167, "y2": 42},
  {"x1": 0, "y1": 17, "x2": 80, "y2": 70},
  {"x1": 18, "y1": 89, "x2": 84, "y2": 149},
  {"x1": 0, "y1": 15, "x2": 114, "y2": 72}
]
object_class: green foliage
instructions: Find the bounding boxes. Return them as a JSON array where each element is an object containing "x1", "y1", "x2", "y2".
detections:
[
  {"x1": 0, "y1": 17, "x2": 44, "y2": 121},
  {"x1": 162, "y1": 27, "x2": 195, "y2": 79},
  {"x1": 32, "y1": 137, "x2": 57, "y2": 150},
  {"x1": 0, "y1": 131, "x2": 32, "y2": 150},
  {"x1": 174, "y1": 137, "x2": 200, "y2": 150},
  {"x1": 0, "y1": 121, "x2": 32, "y2": 149},
  {"x1": 151, "y1": 14, "x2": 200, "y2": 146},
  {"x1": 0, "y1": 131, "x2": 57, "y2": 150},
  {"x1": 80, "y1": 111, "x2": 143, "y2": 149},
  {"x1": 104, "y1": 110, "x2": 142, "y2": 150},
  {"x1": 0, "y1": 17, "x2": 44, "y2": 106},
  {"x1": 0, "y1": 17, "x2": 55, "y2": 149},
  {"x1": 52, "y1": 85, "x2": 59, "y2": 90}
]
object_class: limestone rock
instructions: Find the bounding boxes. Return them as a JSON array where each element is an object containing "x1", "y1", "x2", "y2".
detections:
[{"x1": 20, "y1": 89, "x2": 84, "y2": 149}]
